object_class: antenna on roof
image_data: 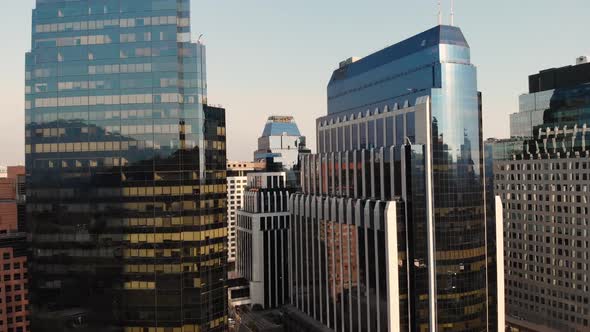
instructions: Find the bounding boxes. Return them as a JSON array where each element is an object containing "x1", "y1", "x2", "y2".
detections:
[
  {"x1": 438, "y1": 0, "x2": 442, "y2": 25},
  {"x1": 451, "y1": 0, "x2": 455, "y2": 26}
]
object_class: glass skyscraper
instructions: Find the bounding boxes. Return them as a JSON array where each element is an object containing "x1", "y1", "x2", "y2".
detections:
[
  {"x1": 25, "y1": 1, "x2": 227, "y2": 331},
  {"x1": 254, "y1": 116, "x2": 306, "y2": 171},
  {"x1": 287, "y1": 25, "x2": 502, "y2": 331}
]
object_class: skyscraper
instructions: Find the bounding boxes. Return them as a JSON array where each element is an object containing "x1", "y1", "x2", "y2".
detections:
[
  {"x1": 287, "y1": 25, "x2": 502, "y2": 331},
  {"x1": 510, "y1": 56, "x2": 590, "y2": 138},
  {"x1": 493, "y1": 57, "x2": 590, "y2": 332},
  {"x1": 226, "y1": 161, "x2": 265, "y2": 264},
  {"x1": 25, "y1": 1, "x2": 227, "y2": 330},
  {"x1": 254, "y1": 116, "x2": 306, "y2": 171},
  {"x1": 236, "y1": 168, "x2": 292, "y2": 310}
]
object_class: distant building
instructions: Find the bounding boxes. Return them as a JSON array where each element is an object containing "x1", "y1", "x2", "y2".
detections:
[
  {"x1": 236, "y1": 170, "x2": 293, "y2": 310},
  {"x1": 254, "y1": 116, "x2": 306, "y2": 170},
  {"x1": 227, "y1": 161, "x2": 266, "y2": 177},
  {"x1": 510, "y1": 56, "x2": 590, "y2": 138},
  {"x1": 493, "y1": 58, "x2": 590, "y2": 331},
  {"x1": 287, "y1": 25, "x2": 503, "y2": 331},
  {"x1": 0, "y1": 166, "x2": 29, "y2": 332},
  {"x1": 227, "y1": 161, "x2": 265, "y2": 263},
  {"x1": 231, "y1": 116, "x2": 308, "y2": 312}
]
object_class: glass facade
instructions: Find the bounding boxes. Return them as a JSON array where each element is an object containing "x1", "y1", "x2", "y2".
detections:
[
  {"x1": 254, "y1": 116, "x2": 306, "y2": 171},
  {"x1": 25, "y1": 1, "x2": 227, "y2": 331},
  {"x1": 290, "y1": 25, "x2": 495, "y2": 331},
  {"x1": 430, "y1": 47, "x2": 488, "y2": 331}
]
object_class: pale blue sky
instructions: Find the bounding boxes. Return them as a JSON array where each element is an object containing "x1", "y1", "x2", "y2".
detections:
[{"x1": 1, "y1": 0, "x2": 589, "y2": 164}]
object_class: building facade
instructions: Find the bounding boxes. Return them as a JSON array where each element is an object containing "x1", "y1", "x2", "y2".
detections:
[
  {"x1": 493, "y1": 58, "x2": 590, "y2": 332},
  {"x1": 509, "y1": 57, "x2": 590, "y2": 138},
  {"x1": 289, "y1": 25, "x2": 503, "y2": 331},
  {"x1": 254, "y1": 116, "x2": 306, "y2": 171},
  {"x1": 226, "y1": 161, "x2": 265, "y2": 263},
  {"x1": 25, "y1": 1, "x2": 227, "y2": 330},
  {"x1": 236, "y1": 171, "x2": 292, "y2": 310},
  {"x1": 0, "y1": 166, "x2": 29, "y2": 332}
]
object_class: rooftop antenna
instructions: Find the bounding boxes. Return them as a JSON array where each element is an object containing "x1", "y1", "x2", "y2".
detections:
[
  {"x1": 451, "y1": 0, "x2": 455, "y2": 26},
  {"x1": 438, "y1": 0, "x2": 442, "y2": 25}
]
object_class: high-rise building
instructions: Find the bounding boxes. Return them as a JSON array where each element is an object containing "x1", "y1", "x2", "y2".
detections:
[
  {"x1": 226, "y1": 161, "x2": 265, "y2": 264},
  {"x1": 287, "y1": 25, "x2": 503, "y2": 331},
  {"x1": 229, "y1": 118, "x2": 308, "y2": 313},
  {"x1": 236, "y1": 168, "x2": 293, "y2": 310},
  {"x1": 484, "y1": 138, "x2": 505, "y2": 332},
  {"x1": 25, "y1": 1, "x2": 228, "y2": 330},
  {"x1": 254, "y1": 116, "x2": 306, "y2": 171},
  {"x1": 510, "y1": 57, "x2": 590, "y2": 138},
  {"x1": 0, "y1": 166, "x2": 29, "y2": 332},
  {"x1": 493, "y1": 58, "x2": 590, "y2": 332}
]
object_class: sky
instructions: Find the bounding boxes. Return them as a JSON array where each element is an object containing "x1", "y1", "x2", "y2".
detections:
[{"x1": 1, "y1": 0, "x2": 589, "y2": 165}]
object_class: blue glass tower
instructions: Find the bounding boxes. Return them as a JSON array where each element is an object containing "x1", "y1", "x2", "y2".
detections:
[
  {"x1": 254, "y1": 116, "x2": 306, "y2": 171},
  {"x1": 288, "y1": 25, "x2": 500, "y2": 331},
  {"x1": 25, "y1": 1, "x2": 227, "y2": 331}
]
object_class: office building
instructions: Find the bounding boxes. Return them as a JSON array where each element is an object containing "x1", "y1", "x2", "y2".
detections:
[
  {"x1": 254, "y1": 116, "x2": 306, "y2": 171},
  {"x1": 510, "y1": 56, "x2": 590, "y2": 138},
  {"x1": 484, "y1": 138, "x2": 502, "y2": 331},
  {"x1": 232, "y1": 116, "x2": 308, "y2": 311},
  {"x1": 236, "y1": 168, "x2": 293, "y2": 310},
  {"x1": 0, "y1": 166, "x2": 29, "y2": 332},
  {"x1": 25, "y1": 1, "x2": 228, "y2": 330},
  {"x1": 493, "y1": 58, "x2": 590, "y2": 332},
  {"x1": 227, "y1": 161, "x2": 265, "y2": 263},
  {"x1": 287, "y1": 25, "x2": 503, "y2": 331}
]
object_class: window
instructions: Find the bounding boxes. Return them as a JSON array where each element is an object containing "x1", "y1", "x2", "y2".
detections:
[
  {"x1": 352, "y1": 123, "x2": 359, "y2": 150},
  {"x1": 386, "y1": 116, "x2": 394, "y2": 146},
  {"x1": 360, "y1": 122, "x2": 367, "y2": 149},
  {"x1": 376, "y1": 118, "x2": 384, "y2": 147},
  {"x1": 366, "y1": 120, "x2": 375, "y2": 149},
  {"x1": 406, "y1": 112, "x2": 416, "y2": 143},
  {"x1": 395, "y1": 114, "x2": 404, "y2": 145}
]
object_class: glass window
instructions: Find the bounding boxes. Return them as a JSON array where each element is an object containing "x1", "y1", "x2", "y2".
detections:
[
  {"x1": 395, "y1": 114, "x2": 404, "y2": 145},
  {"x1": 368, "y1": 120, "x2": 375, "y2": 149},
  {"x1": 376, "y1": 118, "x2": 384, "y2": 148},
  {"x1": 406, "y1": 112, "x2": 416, "y2": 143},
  {"x1": 386, "y1": 116, "x2": 394, "y2": 146},
  {"x1": 352, "y1": 123, "x2": 359, "y2": 150},
  {"x1": 319, "y1": 130, "x2": 325, "y2": 154},
  {"x1": 360, "y1": 122, "x2": 367, "y2": 149},
  {"x1": 344, "y1": 125, "x2": 351, "y2": 151},
  {"x1": 331, "y1": 128, "x2": 337, "y2": 153},
  {"x1": 337, "y1": 126, "x2": 343, "y2": 152}
]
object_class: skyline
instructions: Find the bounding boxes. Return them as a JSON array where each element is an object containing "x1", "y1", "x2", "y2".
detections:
[
  {"x1": 2, "y1": 0, "x2": 590, "y2": 165},
  {"x1": 3, "y1": 1, "x2": 590, "y2": 331}
]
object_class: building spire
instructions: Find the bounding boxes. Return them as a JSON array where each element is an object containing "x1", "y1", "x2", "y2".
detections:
[
  {"x1": 451, "y1": 0, "x2": 455, "y2": 26},
  {"x1": 438, "y1": 0, "x2": 442, "y2": 25}
]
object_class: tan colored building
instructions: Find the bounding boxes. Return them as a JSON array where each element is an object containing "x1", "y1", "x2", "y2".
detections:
[{"x1": 226, "y1": 161, "x2": 265, "y2": 263}]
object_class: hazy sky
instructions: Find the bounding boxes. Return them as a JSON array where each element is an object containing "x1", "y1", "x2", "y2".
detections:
[{"x1": 2, "y1": 0, "x2": 589, "y2": 165}]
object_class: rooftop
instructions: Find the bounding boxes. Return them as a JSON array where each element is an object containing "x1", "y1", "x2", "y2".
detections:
[
  {"x1": 529, "y1": 60, "x2": 590, "y2": 93},
  {"x1": 330, "y1": 25, "x2": 468, "y2": 82},
  {"x1": 261, "y1": 116, "x2": 301, "y2": 137}
]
